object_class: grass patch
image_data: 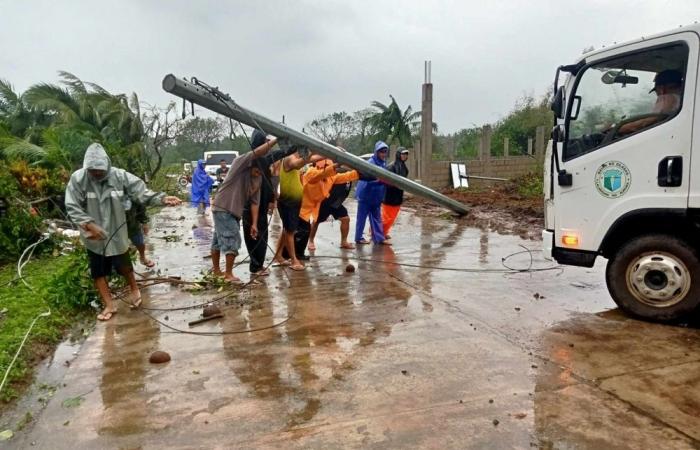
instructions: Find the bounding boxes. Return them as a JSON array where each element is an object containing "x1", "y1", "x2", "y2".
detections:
[
  {"x1": 512, "y1": 172, "x2": 543, "y2": 198},
  {"x1": 0, "y1": 252, "x2": 95, "y2": 408}
]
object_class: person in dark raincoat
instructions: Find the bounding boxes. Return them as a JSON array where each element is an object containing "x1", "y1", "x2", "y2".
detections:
[
  {"x1": 242, "y1": 129, "x2": 297, "y2": 278},
  {"x1": 381, "y1": 147, "x2": 409, "y2": 239}
]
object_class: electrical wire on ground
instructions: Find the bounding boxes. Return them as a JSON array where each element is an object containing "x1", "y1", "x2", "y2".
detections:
[{"x1": 312, "y1": 246, "x2": 560, "y2": 274}]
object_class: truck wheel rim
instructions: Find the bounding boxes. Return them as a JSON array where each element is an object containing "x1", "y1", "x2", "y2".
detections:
[{"x1": 626, "y1": 252, "x2": 691, "y2": 308}]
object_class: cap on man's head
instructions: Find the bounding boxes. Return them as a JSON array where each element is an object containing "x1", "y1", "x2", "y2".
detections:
[
  {"x1": 250, "y1": 129, "x2": 267, "y2": 149},
  {"x1": 398, "y1": 147, "x2": 409, "y2": 154},
  {"x1": 650, "y1": 69, "x2": 684, "y2": 93}
]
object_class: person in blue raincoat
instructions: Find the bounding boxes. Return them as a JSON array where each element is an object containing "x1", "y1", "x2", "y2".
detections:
[
  {"x1": 191, "y1": 159, "x2": 213, "y2": 214},
  {"x1": 354, "y1": 140, "x2": 391, "y2": 245}
]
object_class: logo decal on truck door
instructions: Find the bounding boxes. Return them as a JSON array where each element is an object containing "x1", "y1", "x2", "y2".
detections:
[{"x1": 595, "y1": 161, "x2": 631, "y2": 198}]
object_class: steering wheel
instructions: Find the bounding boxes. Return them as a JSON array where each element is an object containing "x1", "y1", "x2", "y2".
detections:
[{"x1": 600, "y1": 112, "x2": 669, "y2": 146}]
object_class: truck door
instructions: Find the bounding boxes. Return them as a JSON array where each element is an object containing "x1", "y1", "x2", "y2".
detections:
[{"x1": 554, "y1": 33, "x2": 698, "y2": 253}]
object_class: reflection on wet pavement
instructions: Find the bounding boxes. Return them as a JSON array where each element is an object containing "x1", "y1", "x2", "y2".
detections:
[{"x1": 10, "y1": 201, "x2": 700, "y2": 449}]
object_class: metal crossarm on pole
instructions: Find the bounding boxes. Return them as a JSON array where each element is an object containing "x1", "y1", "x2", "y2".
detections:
[{"x1": 162, "y1": 74, "x2": 469, "y2": 215}]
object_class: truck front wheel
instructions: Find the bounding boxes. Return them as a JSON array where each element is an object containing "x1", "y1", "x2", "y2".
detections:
[{"x1": 606, "y1": 234, "x2": 700, "y2": 322}]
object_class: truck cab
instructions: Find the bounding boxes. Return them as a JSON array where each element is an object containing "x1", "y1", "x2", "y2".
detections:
[
  {"x1": 203, "y1": 151, "x2": 239, "y2": 187},
  {"x1": 543, "y1": 24, "x2": 700, "y2": 322}
]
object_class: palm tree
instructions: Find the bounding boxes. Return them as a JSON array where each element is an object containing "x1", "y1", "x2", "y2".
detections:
[
  {"x1": 0, "y1": 72, "x2": 146, "y2": 171},
  {"x1": 364, "y1": 95, "x2": 437, "y2": 147},
  {"x1": 24, "y1": 71, "x2": 143, "y2": 147},
  {"x1": 0, "y1": 79, "x2": 53, "y2": 137}
]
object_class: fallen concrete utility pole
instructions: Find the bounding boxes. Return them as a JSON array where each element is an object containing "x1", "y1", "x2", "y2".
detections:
[{"x1": 162, "y1": 74, "x2": 469, "y2": 215}]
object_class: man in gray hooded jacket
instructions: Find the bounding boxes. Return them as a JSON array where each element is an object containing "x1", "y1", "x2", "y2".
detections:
[{"x1": 65, "y1": 143, "x2": 181, "y2": 321}]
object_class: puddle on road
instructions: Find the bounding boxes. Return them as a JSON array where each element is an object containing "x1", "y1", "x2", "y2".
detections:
[{"x1": 0, "y1": 340, "x2": 84, "y2": 432}]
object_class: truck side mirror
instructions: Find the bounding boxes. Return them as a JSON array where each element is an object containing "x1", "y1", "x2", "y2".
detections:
[{"x1": 551, "y1": 86, "x2": 565, "y2": 118}]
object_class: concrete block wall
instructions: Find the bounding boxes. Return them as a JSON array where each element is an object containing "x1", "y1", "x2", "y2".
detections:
[
  {"x1": 423, "y1": 156, "x2": 540, "y2": 189},
  {"x1": 413, "y1": 126, "x2": 547, "y2": 189}
]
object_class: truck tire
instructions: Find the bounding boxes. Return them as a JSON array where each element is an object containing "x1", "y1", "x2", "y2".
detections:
[{"x1": 606, "y1": 234, "x2": 700, "y2": 322}]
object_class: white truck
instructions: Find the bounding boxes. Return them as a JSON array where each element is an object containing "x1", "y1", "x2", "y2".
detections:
[
  {"x1": 544, "y1": 24, "x2": 700, "y2": 322},
  {"x1": 203, "y1": 150, "x2": 239, "y2": 187}
]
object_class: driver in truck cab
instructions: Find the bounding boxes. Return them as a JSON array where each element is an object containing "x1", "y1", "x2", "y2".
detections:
[
  {"x1": 617, "y1": 69, "x2": 684, "y2": 135},
  {"x1": 216, "y1": 159, "x2": 229, "y2": 183}
]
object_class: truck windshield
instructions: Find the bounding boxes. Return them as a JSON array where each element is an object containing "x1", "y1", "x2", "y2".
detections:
[
  {"x1": 204, "y1": 153, "x2": 236, "y2": 165},
  {"x1": 564, "y1": 43, "x2": 688, "y2": 160}
]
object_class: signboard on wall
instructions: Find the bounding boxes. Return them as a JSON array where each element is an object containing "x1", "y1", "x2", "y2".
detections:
[{"x1": 450, "y1": 163, "x2": 468, "y2": 188}]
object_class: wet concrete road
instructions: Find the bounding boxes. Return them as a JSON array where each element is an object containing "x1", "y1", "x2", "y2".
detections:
[{"x1": 9, "y1": 202, "x2": 700, "y2": 449}]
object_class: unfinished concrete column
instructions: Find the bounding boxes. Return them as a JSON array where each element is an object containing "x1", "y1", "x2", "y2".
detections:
[
  {"x1": 480, "y1": 125, "x2": 492, "y2": 175},
  {"x1": 413, "y1": 138, "x2": 421, "y2": 181},
  {"x1": 420, "y1": 61, "x2": 433, "y2": 186},
  {"x1": 503, "y1": 137, "x2": 509, "y2": 158},
  {"x1": 446, "y1": 136, "x2": 455, "y2": 160},
  {"x1": 527, "y1": 138, "x2": 533, "y2": 155}
]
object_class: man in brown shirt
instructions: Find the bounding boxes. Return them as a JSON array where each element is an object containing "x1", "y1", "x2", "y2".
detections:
[{"x1": 211, "y1": 136, "x2": 277, "y2": 283}]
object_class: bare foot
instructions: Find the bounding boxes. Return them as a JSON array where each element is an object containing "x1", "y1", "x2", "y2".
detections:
[
  {"x1": 289, "y1": 263, "x2": 306, "y2": 271},
  {"x1": 308, "y1": 242, "x2": 316, "y2": 251},
  {"x1": 340, "y1": 242, "x2": 355, "y2": 249},
  {"x1": 211, "y1": 270, "x2": 224, "y2": 278},
  {"x1": 224, "y1": 275, "x2": 244, "y2": 285},
  {"x1": 140, "y1": 258, "x2": 155, "y2": 268}
]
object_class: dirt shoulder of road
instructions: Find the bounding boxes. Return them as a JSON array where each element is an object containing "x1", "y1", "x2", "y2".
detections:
[{"x1": 403, "y1": 176, "x2": 544, "y2": 241}]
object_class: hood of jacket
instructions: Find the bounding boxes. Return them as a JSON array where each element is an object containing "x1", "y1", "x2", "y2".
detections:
[
  {"x1": 389, "y1": 146, "x2": 409, "y2": 177},
  {"x1": 370, "y1": 141, "x2": 388, "y2": 167},
  {"x1": 83, "y1": 143, "x2": 111, "y2": 173},
  {"x1": 251, "y1": 129, "x2": 267, "y2": 149}
]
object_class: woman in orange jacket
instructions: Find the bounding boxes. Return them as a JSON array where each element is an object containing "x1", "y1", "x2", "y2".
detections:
[{"x1": 295, "y1": 159, "x2": 359, "y2": 259}]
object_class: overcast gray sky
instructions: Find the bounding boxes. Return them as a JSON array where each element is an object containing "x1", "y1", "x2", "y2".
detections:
[{"x1": 1, "y1": 0, "x2": 698, "y2": 133}]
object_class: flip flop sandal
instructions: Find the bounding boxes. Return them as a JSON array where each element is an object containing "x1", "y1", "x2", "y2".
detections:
[
  {"x1": 356, "y1": 239, "x2": 370, "y2": 245},
  {"x1": 141, "y1": 259, "x2": 156, "y2": 268},
  {"x1": 340, "y1": 243, "x2": 356, "y2": 249},
  {"x1": 289, "y1": 264, "x2": 306, "y2": 271},
  {"x1": 272, "y1": 261, "x2": 291, "y2": 267},
  {"x1": 247, "y1": 279, "x2": 263, "y2": 286},
  {"x1": 128, "y1": 293, "x2": 143, "y2": 309},
  {"x1": 253, "y1": 269, "x2": 271, "y2": 276},
  {"x1": 226, "y1": 278, "x2": 245, "y2": 285},
  {"x1": 97, "y1": 310, "x2": 117, "y2": 321}
]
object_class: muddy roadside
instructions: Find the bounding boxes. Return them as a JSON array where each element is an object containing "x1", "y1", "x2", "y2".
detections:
[{"x1": 403, "y1": 176, "x2": 544, "y2": 241}]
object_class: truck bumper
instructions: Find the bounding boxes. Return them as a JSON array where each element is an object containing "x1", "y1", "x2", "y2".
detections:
[{"x1": 542, "y1": 229, "x2": 554, "y2": 260}]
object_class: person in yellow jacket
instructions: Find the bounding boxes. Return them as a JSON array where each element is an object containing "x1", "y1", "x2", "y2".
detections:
[{"x1": 295, "y1": 158, "x2": 359, "y2": 258}]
